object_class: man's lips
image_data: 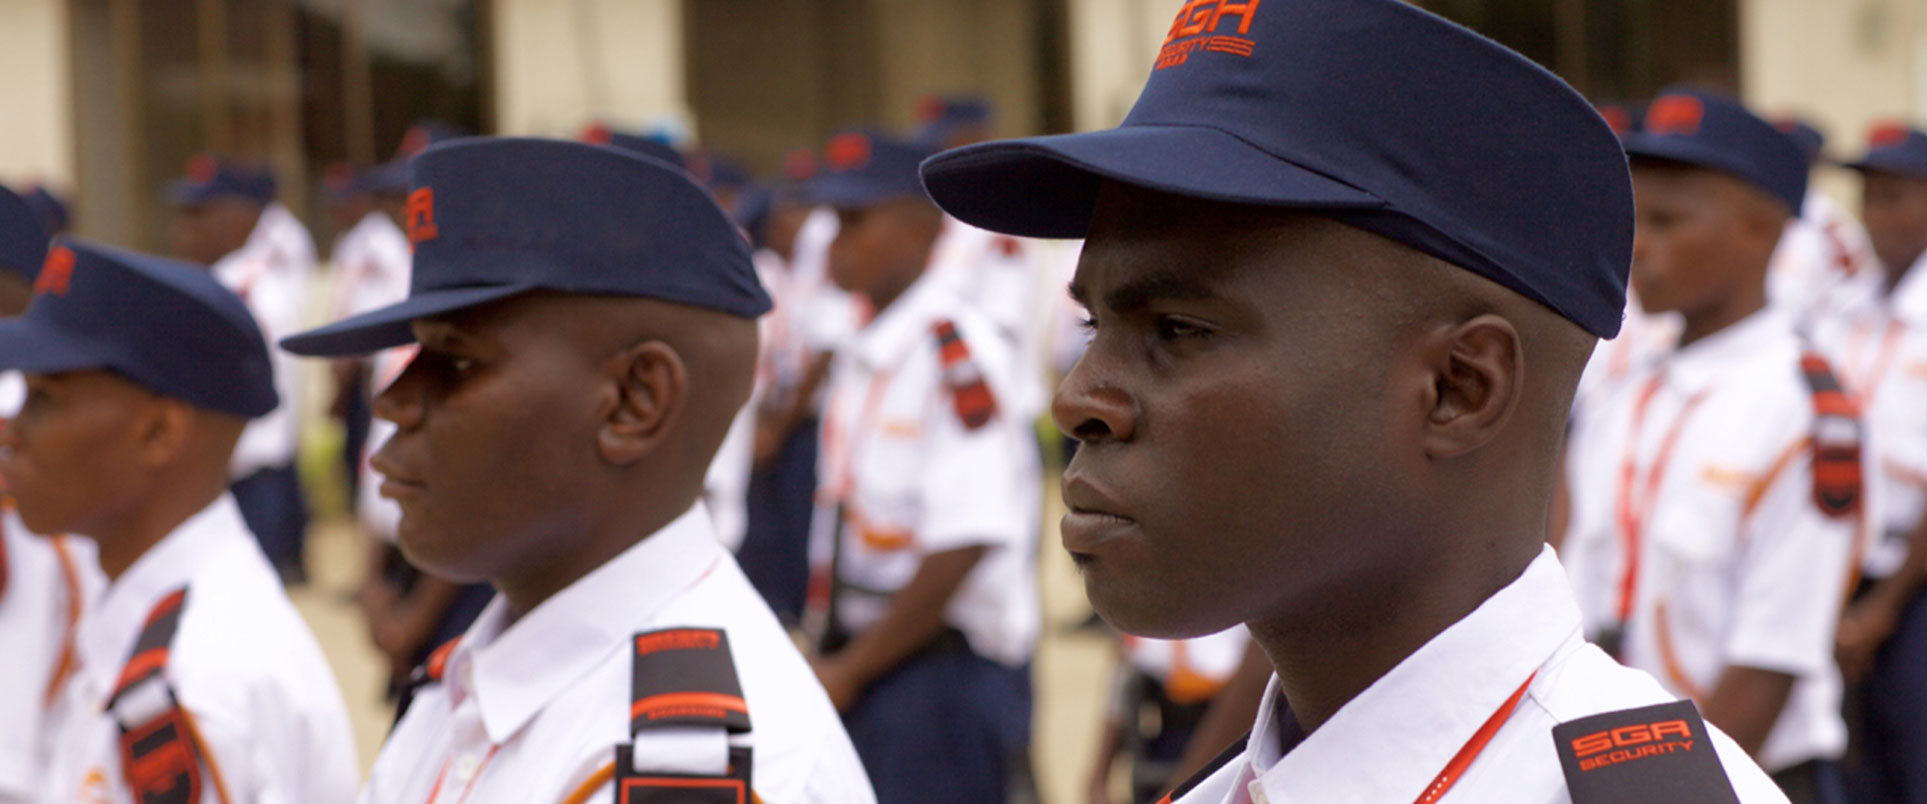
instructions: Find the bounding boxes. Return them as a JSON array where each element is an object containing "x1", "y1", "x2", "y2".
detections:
[
  {"x1": 369, "y1": 451, "x2": 426, "y2": 501},
  {"x1": 1060, "y1": 474, "x2": 1137, "y2": 555}
]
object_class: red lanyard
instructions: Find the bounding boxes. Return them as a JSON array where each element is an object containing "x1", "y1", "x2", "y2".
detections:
[
  {"x1": 423, "y1": 744, "x2": 499, "y2": 804},
  {"x1": 1212, "y1": 672, "x2": 1537, "y2": 804},
  {"x1": 1612, "y1": 374, "x2": 1713, "y2": 623},
  {"x1": 1411, "y1": 671, "x2": 1538, "y2": 804},
  {"x1": 824, "y1": 367, "x2": 897, "y2": 502}
]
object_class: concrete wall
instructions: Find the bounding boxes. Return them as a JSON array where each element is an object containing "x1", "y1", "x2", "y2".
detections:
[
  {"x1": 1742, "y1": 0, "x2": 1927, "y2": 205},
  {"x1": 490, "y1": 0, "x2": 688, "y2": 137},
  {"x1": 0, "y1": 0, "x2": 76, "y2": 187},
  {"x1": 1065, "y1": 0, "x2": 1170, "y2": 131}
]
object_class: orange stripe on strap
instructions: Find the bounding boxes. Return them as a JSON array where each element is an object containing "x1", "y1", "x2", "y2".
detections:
[
  {"x1": 113, "y1": 649, "x2": 170, "y2": 694},
  {"x1": 629, "y1": 691, "x2": 750, "y2": 722}
]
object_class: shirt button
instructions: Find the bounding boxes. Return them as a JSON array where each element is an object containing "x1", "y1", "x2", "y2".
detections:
[{"x1": 453, "y1": 753, "x2": 480, "y2": 783}]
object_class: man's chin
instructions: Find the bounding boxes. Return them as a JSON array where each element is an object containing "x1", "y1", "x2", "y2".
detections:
[{"x1": 1085, "y1": 577, "x2": 1233, "y2": 641}]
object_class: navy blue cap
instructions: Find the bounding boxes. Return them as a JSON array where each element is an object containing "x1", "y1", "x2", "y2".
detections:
[
  {"x1": 1773, "y1": 115, "x2": 1828, "y2": 167},
  {"x1": 582, "y1": 123, "x2": 688, "y2": 170},
  {"x1": 21, "y1": 185, "x2": 68, "y2": 237},
  {"x1": 322, "y1": 161, "x2": 367, "y2": 201},
  {"x1": 168, "y1": 154, "x2": 278, "y2": 206},
  {"x1": 914, "y1": 95, "x2": 994, "y2": 147},
  {"x1": 0, "y1": 240, "x2": 276, "y2": 418},
  {"x1": 1597, "y1": 103, "x2": 1638, "y2": 139},
  {"x1": 1844, "y1": 122, "x2": 1927, "y2": 179},
  {"x1": 803, "y1": 130, "x2": 937, "y2": 209},
  {"x1": 919, "y1": 0, "x2": 1634, "y2": 338},
  {"x1": 1621, "y1": 87, "x2": 1809, "y2": 212},
  {"x1": 281, "y1": 137, "x2": 770, "y2": 357},
  {"x1": 0, "y1": 187, "x2": 48, "y2": 282},
  {"x1": 395, "y1": 120, "x2": 471, "y2": 161}
]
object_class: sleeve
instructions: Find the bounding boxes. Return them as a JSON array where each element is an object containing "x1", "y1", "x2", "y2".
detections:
[
  {"x1": 915, "y1": 342, "x2": 1035, "y2": 556},
  {"x1": 1721, "y1": 433, "x2": 1857, "y2": 677}
]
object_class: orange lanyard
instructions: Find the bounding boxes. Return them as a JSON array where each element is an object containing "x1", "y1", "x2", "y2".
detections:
[
  {"x1": 1612, "y1": 374, "x2": 1714, "y2": 623},
  {"x1": 1410, "y1": 671, "x2": 1538, "y2": 804}
]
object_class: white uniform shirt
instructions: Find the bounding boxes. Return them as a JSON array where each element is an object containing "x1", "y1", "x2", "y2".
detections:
[
  {"x1": 809, "y1": 271, "x2": 1042, "y2": 667},
  {"x1": 1119, "y1": 626, "x2": 1250, "y2": 708},
  {"x1": 0, "y1": 516, "x2": 97, "y2": 804},
  {"x1": 328, "y1": 211, "x2": 411, "y2": 322},
  {"x1": 1170, "y1": 548, "x2": 1788, "y2": 804},
  {"x1": 42, "y1": 495, "x2": 358, "y2": 804},
  {"x1": 1767, "y1": 191, "x2": 1882, "y2": 327},
  {"x1": 360, "y1": 504, "x2": 875, "y2": 804},
  {"x1": 213, "y1": 204, "x2": 318, "y2": 479},
  {"x1": 1888, "y1": 251, "x2": 1927, "y2": 330},
  {"x1": 924, "y1": 218, "x2": 1050, "y2": 421},
  {"x1": 1813, "y1": 310, "x2": 1927, "y2": 578},
  {"x1": 1562, "y1": 309, "x2": 1858, "y2": 772}
]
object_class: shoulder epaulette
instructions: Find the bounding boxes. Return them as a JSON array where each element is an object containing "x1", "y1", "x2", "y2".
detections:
[
  {"x1": 106, "y1": 587, "x2": 226, "y2": 804},
  {"x1": 1553, "y1": 699, "x2": 1740, "y2": 803},
  {"x1": 615, "y1": 627, "x2": 754, "y2": 803},
  {"x1": 1798, "y1": 352, "x2": 1865, "y2": 518},
  {"x1": 933, "y1": 319, "x2": 998, "y2": 431},
  {"x1": 1155, "y1": 733, "x2": 1248, "y2": 804}
]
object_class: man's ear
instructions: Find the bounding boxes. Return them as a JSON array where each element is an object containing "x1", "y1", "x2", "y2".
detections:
[
  {"x1": 597, "y1": 340, "x2": 686, "y2": 466},
  {"x1": 1422, "y1": 314, "x2": 1523, "y2": 460},
  {"x1": 135, "y1": 397, "x2": 196, "y2": 468}
]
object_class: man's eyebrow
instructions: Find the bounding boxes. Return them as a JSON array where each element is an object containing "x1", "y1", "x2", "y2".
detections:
[{"x1": 1099, "y1": 269, "x2": 1219, "y2": 314}]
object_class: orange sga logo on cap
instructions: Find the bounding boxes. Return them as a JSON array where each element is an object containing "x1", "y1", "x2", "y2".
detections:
[
  {"x1": 33, "y1": 246, "x2": 74, "y2": 296},
  {"x1": 1870, "y1": 121, "x2": 1910, "y2": 148},
  {"x1": 406, "y1": 188, "x2": 438, "y2": 251},
  {"x1": 1645, "y1": 95, "x2": 1706, "y2": 136},
  {"x1": 826, "y1": 133, "x2": 873, "y2": 172}
]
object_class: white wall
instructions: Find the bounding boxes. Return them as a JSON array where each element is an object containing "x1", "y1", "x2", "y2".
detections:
[
  {"x1": 0, "y1": 0, "x2": 76, "y2": 187},
  {"x1": 1741, "y1": 0, "x2": 1927, "y2": 205},
  {"x1": 1065, "y1": 0, "x2": 1174, "y2": 131},
  {"x1": 490, "y1": 0, "x2": 689, "y2": 138}
]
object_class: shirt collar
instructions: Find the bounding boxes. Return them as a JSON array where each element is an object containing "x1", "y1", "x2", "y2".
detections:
[
  {"x1": 75, "y1": 495, "x2": 251, "y2": 688},
  {"x1": 1246, "y1": 545, "x2": 1578, "y2": 804},
  {"x1": 452, "y1": 503, "x2": 728, "y2": 744},
  {"x1": 1662, "y1": 306, "x2": 1792, "y2": 392}
]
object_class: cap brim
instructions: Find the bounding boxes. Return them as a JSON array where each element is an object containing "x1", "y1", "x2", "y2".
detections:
[
  {"x1": 919, "y1": 125, "x2": 1385, "y2": 240},
  {"x1": 0, "y1": 319, "x2": 115, "y2": 374},
  {"x1": 281, "y1": 283, "x2": 537, "y2": 357},
  {"x1": 799, "y1": 174, "x2": 923, "y2": 209},
  {"x1": 1841, "y1": 154, "x2": 1927, "y2": 179}
]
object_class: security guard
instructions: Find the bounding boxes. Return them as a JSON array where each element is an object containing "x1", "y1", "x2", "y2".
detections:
[
  {"x1": 0, "y1": 186, "x2": 99, "y2": 804},
  {"x1": 2, "y1": 239, "x2": 357, "y2": 803},
  {"x1": 280, "y1": 137, "x2": 875, "y2": 804},
  {"x1": 1562, "y1": 89, "x2": 1862, "y2": 801},
  {"x1": 1833, "y1": 122, "x2": 1927, "y2": 804},
  {"x1": 920, "y1": 0, "x2": 1787, "y2": 800},
  {"x1": 801, "y1": 128, "x2": 1041, "y2": 804},
  {"x1": 167, "y1": 155, "x2": 316, "y2": 583}
]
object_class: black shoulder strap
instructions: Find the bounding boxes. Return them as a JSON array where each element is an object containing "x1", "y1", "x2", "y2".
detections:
[
  {"x1": 107, "y1": 586, "x2": 210, "y2": 804},
  {"x1": 615, "y1": 627, "x2": 755, "y2": 804},
  {"x1": 1553, "y1": 699, "x2": 1741, "y2": 803},
  {"x1": 1155, "y1": 733, "x2": 1248, "y2": 804},
  {"x1": 1799, "y1": 351, "x2": 1865, "y2": 518},
  {"x1": 933, "y1": 319, "x2": 998, "y2": 431}
]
